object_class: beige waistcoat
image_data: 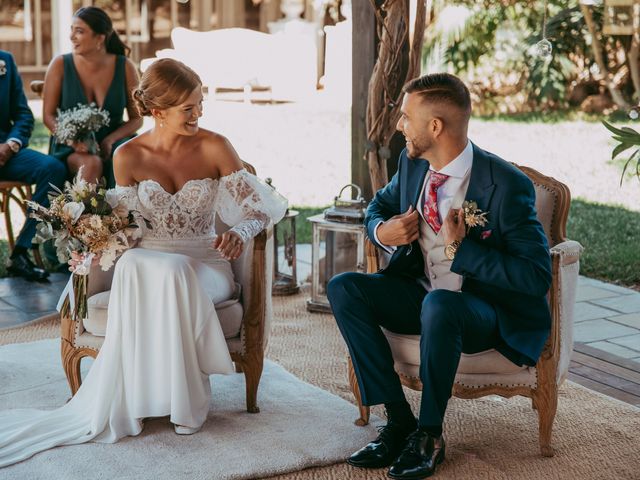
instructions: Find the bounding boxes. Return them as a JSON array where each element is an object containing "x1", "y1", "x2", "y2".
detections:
[{"x1": 416, "y1": 172, "x2": 471, "y2": 292}]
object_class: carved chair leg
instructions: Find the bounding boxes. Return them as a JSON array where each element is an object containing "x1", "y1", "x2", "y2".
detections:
[
  {"x1": 533, "y1": 385, "x2": 558, "y2": 457},
  {"x1": 31, "y1": 247, "x2": 45, "y2": 269},
  {"x1": 242, "y1": 353, "x2": 263, "y2": 414},
  {"x1": 2, "y1": 190, "x2": 15, "y2": 251},
  {"x1": 348, "y1": 357, "x2": 370, "y2": 426},
  {"x1": 62, "y1": 341, "x2": 84, "y2": 396}
]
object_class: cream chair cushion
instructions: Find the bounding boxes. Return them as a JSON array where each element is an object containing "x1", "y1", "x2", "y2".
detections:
[
  {"x1": 85, "y1": 283, "x2": 243, "y2": 339},
  {"x1": 382, "y1": 328, "x2": 538, "y2": 388}
]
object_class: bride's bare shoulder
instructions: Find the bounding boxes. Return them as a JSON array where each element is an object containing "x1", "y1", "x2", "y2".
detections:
[
  {"x1": 197, "y1": 129, "x2": 243, "y2": 174},
  {"x1": 113, "y1": 133, "x2": 152, "y2": 185}
]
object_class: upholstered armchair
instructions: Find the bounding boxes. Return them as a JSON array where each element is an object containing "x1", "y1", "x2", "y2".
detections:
[
  {"x1": 59, "y1": 162, "x2": 274, "y2": 414},
  {"x1": 348, "y1": 165, "x2": 582, "y2": 457}
]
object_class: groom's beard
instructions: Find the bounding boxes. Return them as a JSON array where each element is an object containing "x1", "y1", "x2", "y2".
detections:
[{"x1": 405, "y1": 135, "x2": 432, "y2": 160}]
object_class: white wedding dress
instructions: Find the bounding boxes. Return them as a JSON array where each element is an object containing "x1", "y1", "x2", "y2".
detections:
[{"x1": 0, "y1": 169, "x2": 287, "y2": 467}]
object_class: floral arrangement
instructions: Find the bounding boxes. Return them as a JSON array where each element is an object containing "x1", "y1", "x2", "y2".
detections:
[
  {"x1": 55, "y1": 103, "x2": 110, "y2": 154},
  {"x1": 461, "y1": 200, "x2": 488, "y2": 231},
  {"x1": 0, "y1": 59, "x2": 6, "y2": 76},
  {"x1": 27, "y1": 171, "x2": 148, "y2": 319}
]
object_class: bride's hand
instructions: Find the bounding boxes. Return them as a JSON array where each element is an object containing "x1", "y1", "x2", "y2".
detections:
[
  {"x1": 212, "y1": 231, "x2": 244, "y2": 260},
  {"x1": 68, "y1": 251, "x2": 101, "y2": 272}
]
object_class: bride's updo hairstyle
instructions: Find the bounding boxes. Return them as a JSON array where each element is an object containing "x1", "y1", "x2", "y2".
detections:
[{"x1": 132, "y1": 59, "x2": 202, "y2": 117}]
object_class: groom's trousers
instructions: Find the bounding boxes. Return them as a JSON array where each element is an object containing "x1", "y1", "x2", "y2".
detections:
[{"x1": 327, "y1": 272, "x2": 500, "y2": 427}]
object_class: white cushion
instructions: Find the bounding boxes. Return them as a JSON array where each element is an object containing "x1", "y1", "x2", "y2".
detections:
[
  {"x1": 382, "y1": 329, "x2": 527, "y2": 375},
  {"x1": 85, "y1": 284, "x2": 243, "y2": 339}
]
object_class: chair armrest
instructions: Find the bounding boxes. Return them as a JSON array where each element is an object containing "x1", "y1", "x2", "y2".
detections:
[
  {"x1": 548, "y1": 240, "x2": 583, "y2": 384},
  {"x1": 232, "y1": 227, "x2": 273, "y2": 352},
  {"x1": 30, "y1": 80, "x2": 44, "y2": 97},
  {"x1": 365, "y1": 238, "x2": 380, "y2": 273}
]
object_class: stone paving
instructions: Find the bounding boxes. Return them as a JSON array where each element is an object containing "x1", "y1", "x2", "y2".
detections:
[
  {"x1": 1, "y1": 246, "x2": 640, "y2": 367},
  {"x1": 0, "y1": 273, "x2": 69, "y2": 329},
  {"x1": 575, "y1": 276, "x2": 640, "y2": 361}
]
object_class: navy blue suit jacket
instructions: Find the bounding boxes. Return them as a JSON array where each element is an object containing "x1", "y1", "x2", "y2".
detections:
[
  {"x1": 365, "y1": 144, "x2": 552, "y2": 366},
  {"x1": 0, "y1": 51, "x2": 34, "y2": 147}
]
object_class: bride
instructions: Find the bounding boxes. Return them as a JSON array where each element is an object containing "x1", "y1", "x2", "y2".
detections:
[{"x1": 0, "y1": 58, "x2": 287, "y2": 466}]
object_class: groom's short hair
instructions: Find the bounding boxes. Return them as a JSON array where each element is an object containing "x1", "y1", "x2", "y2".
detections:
[{"x1": 402, "y1": 73, "x2": 471, "y2": 117}]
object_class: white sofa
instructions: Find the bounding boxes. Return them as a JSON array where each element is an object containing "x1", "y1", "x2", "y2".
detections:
[{"x1": 141, "y1": 27, "x2": 317, "y2": 101}]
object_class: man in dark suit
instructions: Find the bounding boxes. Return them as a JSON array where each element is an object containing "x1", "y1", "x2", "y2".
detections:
[
  {"x1": 0, "y1": 50, "x2": 66, "y2": 281},
  {"x1": 327, "y1": 73, "x2": 551, "y2": 479}
]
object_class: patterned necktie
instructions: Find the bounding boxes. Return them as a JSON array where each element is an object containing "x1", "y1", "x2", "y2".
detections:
[{"x1": 423, "y1": 172, "x2": 450, "y2": 233}]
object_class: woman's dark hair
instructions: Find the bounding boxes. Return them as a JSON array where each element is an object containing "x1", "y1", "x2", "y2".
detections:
[{"x1": 74, "y1": 6, "x2": 131, "y2": 57}]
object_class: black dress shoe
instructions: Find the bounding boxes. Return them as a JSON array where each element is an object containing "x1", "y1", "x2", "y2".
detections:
[
  {"x1": 7, "y1": 252, "x2": 50, "y2": 282},
  {"x1": 347, "y1": 420, "x2": 416, "y2": 469},
  {"x1": 388, "y1": 430, "x2": 445, "y2": 479}
]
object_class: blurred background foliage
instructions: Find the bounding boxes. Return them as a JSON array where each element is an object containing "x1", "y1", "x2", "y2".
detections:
[{"x1": 423, "y1": 1, "x2": 637, "y2": 116}]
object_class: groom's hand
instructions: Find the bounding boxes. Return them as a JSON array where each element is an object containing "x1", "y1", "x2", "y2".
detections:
[
  {"x1": 442, "y1": 208, "x2": 466, "y2": 245},
  {"x1": 377, "y1": 205, "x2": 420, "y2": 246},
  {"x1": 212, "y1": 231, "x2": 244, "y2": 260}
]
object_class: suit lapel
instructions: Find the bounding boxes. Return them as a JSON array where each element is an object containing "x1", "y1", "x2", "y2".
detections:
[
  {"x1": 464, "y1": 143, "x2": 495, "y2": 213},
  {"x1": 408, "y1": 157, "x2": 430, "y2": 210}
]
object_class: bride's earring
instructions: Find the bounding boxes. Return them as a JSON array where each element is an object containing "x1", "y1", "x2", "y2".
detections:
[{"x1": 160, "y1": 121, "x2": 164, "y2": 128}]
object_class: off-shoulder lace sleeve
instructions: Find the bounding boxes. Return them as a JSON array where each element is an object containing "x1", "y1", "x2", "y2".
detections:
[
  {"x1": 216, "y1": 170, "x2": 288, "y2": 243},
  {"x1": 113, "y1": 184, "x2": 139, "y2": 211},
  {"x1": 112, "y1": 184, "x2": 147, "y2": 240}
]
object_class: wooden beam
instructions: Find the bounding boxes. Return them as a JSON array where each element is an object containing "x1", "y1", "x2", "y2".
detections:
[{"x1": 351, "y1": 0, "x2": 376, "y2": 201}]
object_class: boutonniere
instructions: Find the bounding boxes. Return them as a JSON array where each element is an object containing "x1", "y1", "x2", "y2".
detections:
[
  {"x1": 0, "y1": 60, "x2": 6, "y2": 76},
  {"x1": 462, "y1": 200, "x2": 488, "y2": 232}
]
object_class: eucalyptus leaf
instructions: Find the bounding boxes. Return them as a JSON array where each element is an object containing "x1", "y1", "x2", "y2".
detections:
[
  {"x1": 620, "y1": 148, "x2": 640, "y2": 187},
  {"x1": 612, "y1": 142, "x2": 634, "y2": 160}
]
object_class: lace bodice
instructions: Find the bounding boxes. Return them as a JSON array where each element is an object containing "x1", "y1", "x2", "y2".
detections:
[{"x1": 115, "y1": 170, "x2": 287, "y2": 244}]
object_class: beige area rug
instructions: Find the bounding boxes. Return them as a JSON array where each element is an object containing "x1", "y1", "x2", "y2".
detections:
[
  {"x1": 2, "y1": 285, "x2": 640, "y2": 480},
  {"x1": 0, "y1": 339, "x2": 383, "y2": 480}
]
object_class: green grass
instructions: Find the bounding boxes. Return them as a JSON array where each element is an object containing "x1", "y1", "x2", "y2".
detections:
[
  {"x1": 31, "y1": 119, "x2": 50, "y2": 153},
  {"x1": 567, "y1": 199, "x2": 640, "y2": 289},
  {"x1": 0, "y1": 240, "x2": 9, "y2": 277},
  {"x1": 291, "y1": 206, "x2": 328, "y2": 244}
]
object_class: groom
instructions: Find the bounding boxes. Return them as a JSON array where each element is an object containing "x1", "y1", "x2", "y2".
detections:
[{"x1": 327, "y1": 73, "x2": 552, "y2": 478}]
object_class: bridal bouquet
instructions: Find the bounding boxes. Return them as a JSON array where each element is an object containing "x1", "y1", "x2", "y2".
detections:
[
  {"x1": 55, "y1": 103, "x2": 110, "y2": 155},
  {"x1": 27, "y1": 171, "x2": 147, "y2": 319}
]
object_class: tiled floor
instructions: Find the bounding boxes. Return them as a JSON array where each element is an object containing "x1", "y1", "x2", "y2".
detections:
[
  {"x1": 0, "y1": 273, "x2": 69, "y2": 329},
  {"x1": 575, "y1": 276, "x2": 640, "y2": 363}
]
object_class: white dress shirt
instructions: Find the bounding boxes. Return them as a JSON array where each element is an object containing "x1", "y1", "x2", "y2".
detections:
[{"x1": 374, "y1": 140, "x2": 473, "y2": 253}]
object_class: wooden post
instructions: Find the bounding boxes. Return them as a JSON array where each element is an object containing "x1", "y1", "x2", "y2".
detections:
[
  {"x1": 260, "y1": 0, "x2": 282, "y2": 32},
  {"x1": 216, "y1": 0, "x2": 246, "y2": 28},
  {"x1": 351, "y1": 0, "x2": 377, "y2": 201}
]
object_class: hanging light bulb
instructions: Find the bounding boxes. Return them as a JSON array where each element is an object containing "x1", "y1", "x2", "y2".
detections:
[
  {"x1": 629, "y1": 108, "x2": 639, "y2": 120},
  {"x1": 533, "y1": 0, "x2": 553, "y2": 59},
  {"x1": 176, "y1": 0, "x2": 189, "y2": 4},
  {"x1": 534, "y1": 38, "x2": 553, "y2": 59}
]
